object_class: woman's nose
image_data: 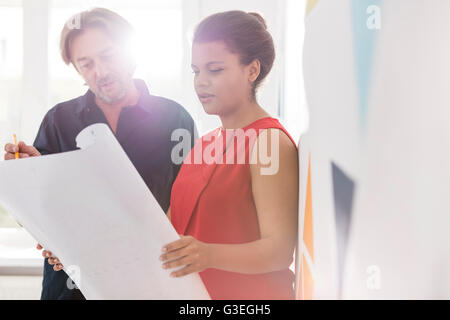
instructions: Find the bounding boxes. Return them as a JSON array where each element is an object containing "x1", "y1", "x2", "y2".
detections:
[{"x1": 195, "y1": 73, "x2": 210, "y2": 88}]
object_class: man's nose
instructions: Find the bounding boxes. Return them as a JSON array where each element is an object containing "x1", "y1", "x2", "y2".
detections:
[{"x1": 94, "y1": 61, "x2": 108, "y2": 78}]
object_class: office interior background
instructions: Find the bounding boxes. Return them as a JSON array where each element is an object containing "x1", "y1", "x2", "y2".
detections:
[
  {"x1": 0, "y1": 0, "x2": 307, "y2": 299},
  {"x1": 2, "y1": 0, "x2": 450, "y2": 300}
]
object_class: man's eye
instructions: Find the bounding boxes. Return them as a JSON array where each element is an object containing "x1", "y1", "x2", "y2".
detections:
[
  {"x1": 102, "y1": 54, "x2": 113, "y2": 60},
  {"x1": 82, "y1": 63, "x2": 93, "y2": 69},
  {"x1": 192, "y1": 70, "x2": 199, "y2": 75},
  {"x1": 210, "y1": 69, "x2": 223, "y2": 73}
]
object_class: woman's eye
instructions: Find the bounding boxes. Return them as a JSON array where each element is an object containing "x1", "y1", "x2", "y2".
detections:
[
  {"x1": 192, "y1": 70, "x2": 199, "y2": 75},
  {"x1": 210, "y1": 69, "x2": 223, "y2": 73},
  {"x1": 82, "y1": 63, "x2": 93, "y2": 70}
]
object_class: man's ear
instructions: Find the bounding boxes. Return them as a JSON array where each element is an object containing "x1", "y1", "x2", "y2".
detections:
[{"x1": 248, "y1": 59, "x2": 261, "y2": 84}]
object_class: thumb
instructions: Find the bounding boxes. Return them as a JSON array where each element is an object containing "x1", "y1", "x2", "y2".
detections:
[{"x1": 36, "y1": 243, "x2": 43, "y2": 250}]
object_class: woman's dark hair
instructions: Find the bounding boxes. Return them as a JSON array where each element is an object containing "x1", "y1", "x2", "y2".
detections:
[{"x1": 193, "y1": 10, "x2": 275, "y2": 99}]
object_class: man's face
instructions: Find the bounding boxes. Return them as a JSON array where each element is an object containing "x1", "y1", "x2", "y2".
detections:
[{"x1": 70, "y1": 27, "x2": 135, "y2": 105}]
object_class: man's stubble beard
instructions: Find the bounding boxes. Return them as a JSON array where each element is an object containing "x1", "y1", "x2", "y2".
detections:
[{"x1": 96, "y1": 83, "x2": 127, "y2": 105}]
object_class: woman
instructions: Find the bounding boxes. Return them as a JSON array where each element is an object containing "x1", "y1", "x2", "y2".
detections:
[
  {"x1": 160, "y1": 11, "x2": 299, "y2": 300},
  {"x1": 47, "y1": 10, "x2": 299, "y2": 300}
]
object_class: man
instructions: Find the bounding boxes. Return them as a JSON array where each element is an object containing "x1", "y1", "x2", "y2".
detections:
[{"x1": 3, "y1": 8, "x2": 197, "y2": 300}]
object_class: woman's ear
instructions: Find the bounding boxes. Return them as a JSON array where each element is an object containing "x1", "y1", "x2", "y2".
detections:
[{"x1": 248, "y1": 59, "x2": 261, "y2": 83}]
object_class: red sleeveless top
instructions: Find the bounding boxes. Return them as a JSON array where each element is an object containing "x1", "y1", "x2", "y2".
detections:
[{"x1": 170, "y1": 117, "x2": 297, "y2": 300}]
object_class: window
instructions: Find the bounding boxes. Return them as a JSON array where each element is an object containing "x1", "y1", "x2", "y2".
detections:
[
  {"x1": 48, "y1": 0, "x2": 184, "y2": 109},
  {"x1": 0, "y1": 3, "x2": 23, "y2": 143},
  {"x1": 0, "y1": 0, "x2": 186, "y2": 229},
  {"x1": 0, "y1": 1, "x2": 22, "y2": 229}
]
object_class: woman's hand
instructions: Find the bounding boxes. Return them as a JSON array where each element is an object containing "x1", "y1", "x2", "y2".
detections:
[
  {"x1": 160, "y1": 236, "x2": 212, "y2": 278},
  {"x1": 37, "y1": 243, "x2": 64, "y2": 271}
]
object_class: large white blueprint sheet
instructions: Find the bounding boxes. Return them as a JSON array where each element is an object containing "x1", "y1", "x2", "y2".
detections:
[{"x1": 0, "y1": 123, "x2": 210, "y2": 300}]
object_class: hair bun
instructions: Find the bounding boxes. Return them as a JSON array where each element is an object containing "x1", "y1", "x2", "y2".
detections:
[{"x1": 248, "y1": 12, "x2": 267, "y2": 30}]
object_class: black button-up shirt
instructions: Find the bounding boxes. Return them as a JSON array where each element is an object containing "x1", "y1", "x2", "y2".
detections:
[{"x1": 33, "y1": 79, "x2": 197, "y2": 300}]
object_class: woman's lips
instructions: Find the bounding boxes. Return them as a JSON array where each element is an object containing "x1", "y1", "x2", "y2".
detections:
[{"x1": 198, "y1": 94, "x2": 214, "y2": 104}]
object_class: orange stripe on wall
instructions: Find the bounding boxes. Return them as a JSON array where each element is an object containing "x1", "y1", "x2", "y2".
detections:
[
  {"x1": 306, "y1": 0, "x2": 319, "y2": 17},
  {"x1": 298, "y1": 156, "x2": 314, "y2": 299}
]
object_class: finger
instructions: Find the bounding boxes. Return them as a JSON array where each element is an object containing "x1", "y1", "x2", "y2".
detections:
[
  {"x1": 42, "y1": 250, "x2": 52, "y2": 258},
  {"x1": 4, "y1": 143, "x2": 17, "y2": 153},
  {"x1": 162, "y1": 236, "x2": 192, "y2": 253},
  {"x1": 4, "y1": 153, "x2": 30, "y2": 160},
  {"x1": 163, "y1": 255, "x2": 194, "y2": 270},
  {"x1": 18, "y1": 141, "x2": 40, "y2": 157},
  {"x1": 4, "y1": 153, "x2": 14, "y2": 160},
  {"x1": 48, "y1": 257, "x2": 55, "y2": 265},
  {"x1": 160, "y1": 245, "x2": 193, "y2": 262},
  {"x1": 54, "y1": 264, "x2": 64, "y2": 271},
  {"x1": 170, "y1": 264, "x2": 197, "y2": 278},
  {"x1": 36, "y1": 244, "x2": 42, "y2": 250}
]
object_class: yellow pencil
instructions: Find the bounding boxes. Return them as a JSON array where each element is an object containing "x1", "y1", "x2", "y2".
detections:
[{"x1": 13, "y1": 134, "x2": 19, "y2": 159}]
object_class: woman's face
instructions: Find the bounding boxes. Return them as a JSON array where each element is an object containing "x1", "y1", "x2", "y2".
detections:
[{"x1": 191, "y1": 41, "x2": 254, "y2": 116}]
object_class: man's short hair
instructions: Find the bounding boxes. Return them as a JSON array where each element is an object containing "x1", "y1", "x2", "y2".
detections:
[{"x1": 60, "y1": 7, "x2": 134, "y2": 65}]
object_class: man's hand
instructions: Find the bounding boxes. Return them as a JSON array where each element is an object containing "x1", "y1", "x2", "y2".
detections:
[
  {"x1": 4, "y1": 141, "x2": 41, "y2": 160},
  {"x1": 37, "y1": 243, "x2": 64, "y2": 271}
]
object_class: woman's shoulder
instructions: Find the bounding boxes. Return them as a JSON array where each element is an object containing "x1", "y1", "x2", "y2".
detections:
[
  {"x1": 244, "y1": 116, "x2": 280, "y2": 130},
  {"x1": 251, "y1": 117, "x2": 298, "y2": 150}
]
